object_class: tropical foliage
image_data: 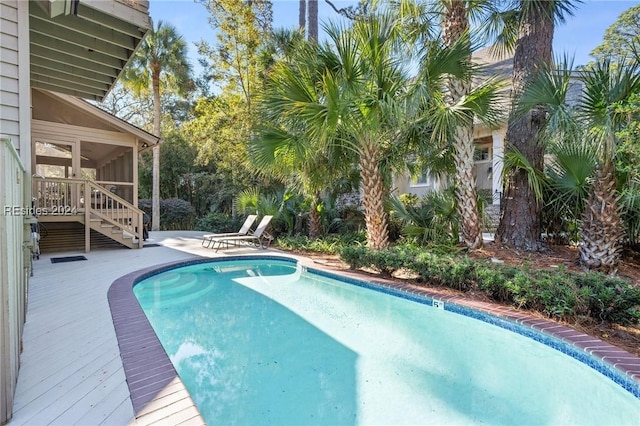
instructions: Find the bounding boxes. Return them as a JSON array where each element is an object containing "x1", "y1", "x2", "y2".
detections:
[
  {"x1": 518, "y1": 56, "x2": 640, "y2": 272},
  {"x1": 122, "y1": 20, "x2": 193, "y2": 230},
  {"x1": 495, "y1": 0, "x2": 580, "y2": 251},
  {"x1": 101, "y1": 1, "x2": 640, "y2": 278}
]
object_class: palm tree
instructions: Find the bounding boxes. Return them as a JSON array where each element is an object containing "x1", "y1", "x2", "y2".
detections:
[
  {"x1": 495, "y1": 0, "x2": 579, "y2": 251},
  {"x1": 257, "y1": 14, "x2": 409, "y2": 249},
  {"x1": 519, "y1": 58, "x2": 640, "y2": 272},
  {"x1": 441, "y1": 0, "x2": 482, "y2": 249},
  {"x1": 577, "y1": 60, "x2": 640, "y2": 272},
  {"x1": 258, "y1": 11, "x2": 503, "y2": 248},
  {"x1": 393, "y1": 0, "x2": 506, "y2": 250},
  {"x1": 255, "y1": 30, "x2": 345, "y2": 238},
  {"x1": 123, "y1": 21, "x2": 192, "y2": 231}
]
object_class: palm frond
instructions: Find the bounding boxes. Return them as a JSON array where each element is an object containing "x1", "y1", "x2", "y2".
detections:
[
  {"x1": 546, "y1": 139, "x2": 596, "y2": 212},
  {"x1": 502, "y1": 146, "x2": 547, "y2": 202}
]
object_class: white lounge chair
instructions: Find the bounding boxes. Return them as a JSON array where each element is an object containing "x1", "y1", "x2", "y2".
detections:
[
  {"x1": 202, "y1": 214, "x2": 257, "y2": 248},
  {"x1": 209, "y1": 215, "x2": 273, "y2": 252}
]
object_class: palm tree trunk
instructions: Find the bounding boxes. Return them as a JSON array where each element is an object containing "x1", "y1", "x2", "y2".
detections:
[
  {"x1": 580, "y1": 165, "x2": 625, "y2": 274},
  {"x1": 442, "y1": 0, "x2": 482, "y2": 249},
  {"x1": 308, "y1": 0, "x2": 318, "y2": 41},
  {"x1": 299, "y1": 0, "x2": 306, "y2": 30},
  {"x1": 152, "y1": 70, "x2": 161, "y2": 231},
  {"x1": 360, "y1": 138, "x2": 389, "y2": 250},
  {"x1": 495, "y1": 2, "x2": 554, "y2": 251},
  {"x1": 308, "y1": 196, "x2": 321, "y2": 239}
]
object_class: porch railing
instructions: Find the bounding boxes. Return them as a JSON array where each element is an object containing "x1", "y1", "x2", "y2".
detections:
[
  {"x1": 1, "y1": 138, "x2": 28, "y2": 424},
  {"x1": 32, "y1": 177, "x2": 144, "y2": 245}
]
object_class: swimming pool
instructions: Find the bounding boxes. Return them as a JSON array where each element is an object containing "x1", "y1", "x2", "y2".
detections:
[{"x1": 132, "y1": 257, "x2": 640, "y2": 425}]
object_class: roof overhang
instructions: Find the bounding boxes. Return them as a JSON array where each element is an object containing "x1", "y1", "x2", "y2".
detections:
[
  {"x1": 29, "y1": 0, "x2": 151, "y2": 101},
  {"x1": 33, "y1": 88, "x2": 160, "y2": 150}
]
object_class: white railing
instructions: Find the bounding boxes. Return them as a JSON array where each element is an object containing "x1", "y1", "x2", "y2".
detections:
[
  {"x1": 32, "y1": 177, "x2": 144, "y2": 243},
  {"x1": 1, "y1": 137, "x2": 28, "y2": 424},
  {"x1": 86, "y1": 180, "x2": 143, "y2": 241}
]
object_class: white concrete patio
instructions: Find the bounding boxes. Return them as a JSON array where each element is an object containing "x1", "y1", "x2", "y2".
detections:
[{"x1": 8, "y1": 231, "x2": 274, "y2": 426}]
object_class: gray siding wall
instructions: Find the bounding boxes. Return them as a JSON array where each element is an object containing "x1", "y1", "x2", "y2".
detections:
[{"x1": 0, "y1": 0, "x2": 20, "y2": 151}]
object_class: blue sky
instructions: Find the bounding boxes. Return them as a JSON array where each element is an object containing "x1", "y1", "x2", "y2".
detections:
[{"x1": 150, "y1": 0, "x2": 639, "y2": 72}]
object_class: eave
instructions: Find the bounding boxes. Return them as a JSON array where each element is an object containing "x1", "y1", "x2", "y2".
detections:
[{"x1": 29, "y1": 0, "x2": 151, "y2": 101}]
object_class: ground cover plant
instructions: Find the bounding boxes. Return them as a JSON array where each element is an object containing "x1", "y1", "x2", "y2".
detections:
[
  {"x1": 277, "y1": 232, "x2": 366, "y2": 255},
  {"x1": 340, "y1": 244, "x2": 640, "y2": 325}
]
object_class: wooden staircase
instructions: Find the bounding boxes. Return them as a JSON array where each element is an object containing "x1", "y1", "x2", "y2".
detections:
[
  {"x1": 89, "y1": 217, "x2": 138, "y2": 249},
  {"x1": 38, "y1": 222, "x2": 127, "y2": 253},
  {"x1": 33, "y1": 177, "x2": 144, "y2": 252}
]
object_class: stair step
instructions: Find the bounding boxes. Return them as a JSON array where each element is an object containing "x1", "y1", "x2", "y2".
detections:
[{"x1": 39, "y1": 222, "x2": 128, "y2": 253}]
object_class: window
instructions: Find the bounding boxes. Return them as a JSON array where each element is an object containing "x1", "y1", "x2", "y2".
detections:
[
  {"x1": 411, "y1": 171, "x2": 431, "y2": 186},
  {"x1": 474, "y1": 146, "x2": 491, "y2": 161}
]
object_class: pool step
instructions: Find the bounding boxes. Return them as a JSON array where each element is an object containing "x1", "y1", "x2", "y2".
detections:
[{"x1": 135, "y1": 273, "x2": 216, "y2": 306}]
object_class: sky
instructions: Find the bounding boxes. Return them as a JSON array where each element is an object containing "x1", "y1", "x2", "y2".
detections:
[{"x1": 150, "y1": 0, "x2": 640, "y2": 73}]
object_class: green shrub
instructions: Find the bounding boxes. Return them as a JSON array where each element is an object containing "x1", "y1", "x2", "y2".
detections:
[
  {"x1": 340, "y1": 245, "x2": 374, "y2": 270},
  {"x1": 476, "y1": 264, "x2": 518, "y2": 302},
  {"x1": 277, "y1": 232, "x2": 366, "y2": 255},
  {"x1": 195, "y1": 213, "x2": 245, "y2": 233},
  {"x1": 337, "y1": 244, "x2": 640, "y2": 326},
  {"x1": 574, "y1": 273, "x2": 640, "y2": 325},
  {"x1": 138, "y1": 198, "x2": 196, "y2": 230}
]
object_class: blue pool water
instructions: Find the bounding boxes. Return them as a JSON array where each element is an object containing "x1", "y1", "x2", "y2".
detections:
[{"x1": 134, "y1": 258, "x2": 640, "y2": 425}]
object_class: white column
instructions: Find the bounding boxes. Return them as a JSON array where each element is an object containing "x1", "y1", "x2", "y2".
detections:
[{"x1": 491, "y1": 129, "x2": 505, "y2": 205}]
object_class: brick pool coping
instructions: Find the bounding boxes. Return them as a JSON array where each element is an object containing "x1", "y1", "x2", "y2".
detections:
[{"x1": 108, "y1": 254, "x2": 640, "y2": 420}]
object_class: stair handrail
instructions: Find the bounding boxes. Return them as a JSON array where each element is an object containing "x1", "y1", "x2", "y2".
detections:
[{"x1": 86, "y1": 180, "x2": 144, "y2": 246}]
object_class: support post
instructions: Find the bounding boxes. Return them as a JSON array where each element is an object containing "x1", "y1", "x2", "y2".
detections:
[{"x1": 84, "y1": 181, "x2": 90, "y2": 252}]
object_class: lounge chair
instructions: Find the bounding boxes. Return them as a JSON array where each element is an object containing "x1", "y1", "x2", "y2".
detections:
[
  {"x1": 201, "y1": 214, "x2": 257, "y2": 248},
  {"x1": 209, "y1": 215, "x2": 273, "y2": 252}
]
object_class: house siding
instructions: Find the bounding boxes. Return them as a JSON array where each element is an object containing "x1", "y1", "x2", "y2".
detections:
[{"x1": 0, "y1": 0, "x2": 20, "y2": 152}]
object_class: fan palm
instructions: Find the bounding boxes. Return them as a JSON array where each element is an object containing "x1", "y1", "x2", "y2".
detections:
[
  {"x1": 122, "y1": 21, "x2": 192, "y2": 230},
  {"x1": 256, "y1": 14, "x2": 409, "y2": 249},
  {"x1": 253, "y1": 32, "x2": 358, "y2": 238},
  {"x1": 520, "y1": 58, "x2": 640, "y2": 272},
  {"x1": 392, "y1": 0, "x2": 506, "y2": 249},
  {"x1": 543, "y1": 138, "x2": 597, "y2": 243}
]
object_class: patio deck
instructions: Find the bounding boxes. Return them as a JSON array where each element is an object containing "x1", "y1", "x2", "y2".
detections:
[{"x1": 7, "y1": 231, "x2": 261, "y2": 426}]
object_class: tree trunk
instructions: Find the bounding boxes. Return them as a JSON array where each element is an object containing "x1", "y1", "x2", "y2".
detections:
[
  {"x1": 308, "y1": 0, "x2": 318, "y2": 41},
  {"x1": 360, "y1": 139, "x2": 389, "y2": 250},
  {"x1": 442, "y1": 0, "x2": 482, "y2": 249},
  {"x1": 152, "y1": 69, "x2": 161, "y2": 231},
  {"x1": 495, "y1": 3, "x2": 554, "y2": 251},
  {"x1": 299, "y1": 0, "x2": 306, "y2": 30},
  {"x1": 308, "y1": 196, "x2": 322, "y2": 239},
  {"x1": 579, "y1": 165, "x2": 625, "y2": 274}
]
